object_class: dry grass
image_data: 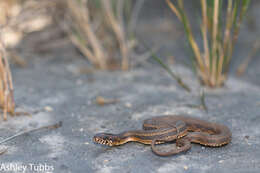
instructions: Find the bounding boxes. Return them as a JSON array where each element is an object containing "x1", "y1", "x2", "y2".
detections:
[
  {"x1": 0, "y1": 0, "x2": 54, "y2": 120},
  {"x1": 0, "y1": 1, "x2": 16, "y2": 120},
  {"x1": 166, "y1": 0, "x2": 250, "y2": 87},
  {"x1": 0, "y1": 0, "x2": 147, "y2": 119},
  {"x1": 0, "y1": 42, "x2": 15, "y2": 120},
  {"x1": 56, "y1": 0, "x2": 146, "y2": 71},
  {"x1": 0, "y1": 0, "x2": 54, "y2": 68},
  {"x1": 0, "y1": 0, "x2": 53, "y2": 48}
]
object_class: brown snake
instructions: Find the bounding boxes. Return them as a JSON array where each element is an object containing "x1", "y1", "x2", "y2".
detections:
[{"x1": 93, "y1": 115, "x2": 232, "y2": 156}]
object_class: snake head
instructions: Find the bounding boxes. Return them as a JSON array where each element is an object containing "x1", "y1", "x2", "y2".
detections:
[{"x1": 93, "y1": 133, "x2": 121, "y2": 146}]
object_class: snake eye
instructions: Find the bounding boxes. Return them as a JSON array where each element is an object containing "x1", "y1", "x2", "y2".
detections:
[{"x1": 93, "y1": 133, "x2": 120, "y2": 146}]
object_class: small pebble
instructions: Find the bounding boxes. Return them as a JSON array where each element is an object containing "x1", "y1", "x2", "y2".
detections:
[
  {"x1": 218, "y1": 160, "x2": 224, "y2": 163},
  {"x1": 79, "y1": 128, "x2": 84, "y2": 132},
  {"x1": 245, "y1": 135, "x2": 250, "y2": 139},
  {"x1": 183, "y1": 166, "x2": 188, "y2": 170},
  {"x1": 125, "y1": 103, "x2": 132, "y2": 108},
  {"x1": 44, "y1": 106, "x2": 53, "y2": 112},
  {"x1": 0, "y1": 148, "x2": 8, "y2": 155},
  {"x1": 84, "y1": 142, "x2": 89, "y2": 145}
]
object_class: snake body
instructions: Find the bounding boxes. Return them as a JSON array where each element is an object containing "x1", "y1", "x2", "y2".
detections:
[{"x1": 93, "y1": 115, "x2": 232, "y2": 156}]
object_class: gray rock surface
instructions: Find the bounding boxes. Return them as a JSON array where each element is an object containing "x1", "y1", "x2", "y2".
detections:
[
  {"x1": 0, "y1": 1, "x2": 260, "y2": 173},
  {"x1": 1, "y1": 59, "x2": 260, "y2": 173}
]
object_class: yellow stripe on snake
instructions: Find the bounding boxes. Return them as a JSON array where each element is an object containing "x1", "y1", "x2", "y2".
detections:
[{"x1": 93, "y1": 115, "x2": 232, "y2": 156}]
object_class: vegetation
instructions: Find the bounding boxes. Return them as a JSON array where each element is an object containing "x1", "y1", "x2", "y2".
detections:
[
  {"x1": 166, "y1": 0, "x2": 251, "y2": 87},
  {"x1": 0, "y1": 1, "x2": 16, "y2": 120},
  {"x1": 57, "y1": 0, "x2": 145, "y2": 70},
  {"x1": 0, "y1": 42, "x2": 15, "y2": 120},
  {"x1": 0, "y1": 0, "x2": 254, "y2": 121}
]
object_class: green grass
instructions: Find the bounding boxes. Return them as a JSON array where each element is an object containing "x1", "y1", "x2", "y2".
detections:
[{"x1": 166, "y1": 0, "x2": 250, "y2": 87}]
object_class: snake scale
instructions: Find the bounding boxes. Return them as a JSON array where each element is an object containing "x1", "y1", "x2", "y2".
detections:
[{"x1": 93, "y1": 115, "x2": 232, "y2": 156}]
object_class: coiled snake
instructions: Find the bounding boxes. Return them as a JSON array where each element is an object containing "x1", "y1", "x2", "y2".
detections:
[{"x1": 93, "y1": 115, "x2": 232, "y2": 156}]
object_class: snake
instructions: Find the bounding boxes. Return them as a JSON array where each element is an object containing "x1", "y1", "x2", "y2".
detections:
[{"x1": 93, "y1": 115, "x2": 232, "y2": 156}]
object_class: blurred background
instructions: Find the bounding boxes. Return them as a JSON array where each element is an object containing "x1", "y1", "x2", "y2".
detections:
[
  {"x1": 0, "y1": 1, "x2": 258, "y2": 70},
  {"x1": 0, "y1": 0, "x2": 260, "y2": 118}
]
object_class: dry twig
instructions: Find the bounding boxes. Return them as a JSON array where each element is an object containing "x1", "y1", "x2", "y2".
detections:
[
  {"x1": 96, "y1": 96, "x2": 118, "y2": 106},
  {"x1": 0, "y1": 121, "x2": 62, "y2": 145}
]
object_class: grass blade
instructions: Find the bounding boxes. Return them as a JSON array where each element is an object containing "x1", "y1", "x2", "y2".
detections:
[
  {"x1": 152, "y1": 54, "x2": 191, "y2": 92},
  {"x1": 141, "y1": 39, "x2": 191, "y2": 92}
]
